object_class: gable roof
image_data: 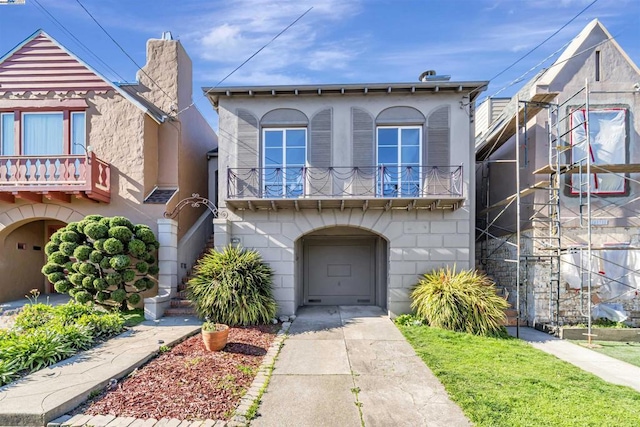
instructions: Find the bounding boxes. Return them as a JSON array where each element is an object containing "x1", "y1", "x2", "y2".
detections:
[
  {"x1": 0, "y1": 30, "x2": 165, "y2": 123},
  {"x1": 475, "y1": 19, "x2": 639, "y2": 160},
  {"x1": 537, "y1": 19, "x2": 640, "y2": 87}
]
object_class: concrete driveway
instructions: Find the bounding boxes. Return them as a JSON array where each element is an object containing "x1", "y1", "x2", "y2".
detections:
[{"x1": 251, "y1": 306, "x2": 470, "y2": 427}]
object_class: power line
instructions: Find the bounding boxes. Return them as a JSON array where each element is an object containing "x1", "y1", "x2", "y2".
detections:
[
  {"x1": 175, "y1": 7, "x2": 314, "y2": 118},
  {"x1": 490, "y1": 0, "x2": 599, "y2": 85},
  {"x1": 31, "y1": 0, "x2": 127, "y2": 83},
  {"x1": 469, "y1": 0, "x2": 600, "y2": 99},
  {"x1": 74, "y1": 0, "x2": 174, "y2": 103}
]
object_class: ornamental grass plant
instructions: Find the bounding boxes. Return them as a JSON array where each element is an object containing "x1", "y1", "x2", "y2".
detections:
[
  {"x1": 411, "y1": 266, "x2": 508, "y2": 336},
  {"x1": 187, "y1": 245, "x2": 277, "y2": 326}
]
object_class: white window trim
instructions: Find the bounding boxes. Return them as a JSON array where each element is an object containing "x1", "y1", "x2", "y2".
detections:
[
  {"x1": 262, "y1": 127, "x2": 308, "y2": 197},
  {"x1": 375, "y1": 125, "x2": 423, "y2": 197}
]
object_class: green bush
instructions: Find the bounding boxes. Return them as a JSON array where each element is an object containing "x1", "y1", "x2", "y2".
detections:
[
  {"x1": 0, "y1": 301, "x2": 128, "y2": 386},
  {"x1": 41, "y1": 215, "x2": 159, "y2": 311},
  {"x1": 74, "y1": 245, "x2": 92, "y2": 261},
  {"x1": 110, "y1": 254, "x2": 131, "y2": 270},
  {"x1": 13, "y1": 304, "x2": 55, "y2": 330},
  {"x1": 103, "y1": 238, "x2": 124, "y2": 255},
  {"x1": 187, "y1": 245, "x2": 277, "y2": 326},
  {"x1": 411, "y1": 266, "x2": 509, "y2": 336}
]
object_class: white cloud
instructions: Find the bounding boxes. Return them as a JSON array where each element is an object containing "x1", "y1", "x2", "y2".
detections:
[{"x1": 184, "y1": 0, "x2": 364, "y2": 84}]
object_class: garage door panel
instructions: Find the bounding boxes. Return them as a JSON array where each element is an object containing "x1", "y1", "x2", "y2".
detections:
[{"x1": 304, "y1": 238, "x2": 375, "y2": 305}]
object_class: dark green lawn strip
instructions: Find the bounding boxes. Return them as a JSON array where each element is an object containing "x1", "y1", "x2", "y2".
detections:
[{"x1": 400, "y1": 326, "x2": 640, "y2": 427}]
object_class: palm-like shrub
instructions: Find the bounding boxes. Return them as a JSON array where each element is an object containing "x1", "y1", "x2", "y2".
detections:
[
  {"x1": 187, "y1": 245, "x2": 277, "y2": 326},
  {"x1": 411, "y1": 266, "x2": 508, "y2": 336},
  {"x1": 41, "y1": 215, "x2": 159, "y2": 311}
]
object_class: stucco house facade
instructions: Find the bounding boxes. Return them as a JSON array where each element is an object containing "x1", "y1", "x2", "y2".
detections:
[
  {"x1": 0, "y1": 30, "x2": 216, "y2": 314},
  {"x1": 475, "y1": 20, "x2": 640, "y2": 326},
  {"x1": 206, "y1": 79, "x2": 487, "y2": 316}
]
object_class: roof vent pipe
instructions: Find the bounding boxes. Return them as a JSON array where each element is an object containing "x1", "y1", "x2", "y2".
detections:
[
  {"x1": 419, "y1": 70, "x2": 451, "y2": 82},
  {"x1": 161, "y1": 31, "x2": 174, "y2": 40}
]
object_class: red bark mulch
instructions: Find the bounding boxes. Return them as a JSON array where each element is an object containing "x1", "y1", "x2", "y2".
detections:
[{"x1": 77, "y1": 324, "x2": 279, "y2": 421}]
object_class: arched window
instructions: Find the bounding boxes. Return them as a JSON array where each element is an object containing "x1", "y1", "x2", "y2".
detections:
[
  {"x1": 375, "y1": 107, "x2": 425, "y2": 197},
  {"x1": 260, "y1": 109, "x2": 308, "y2": 198}
]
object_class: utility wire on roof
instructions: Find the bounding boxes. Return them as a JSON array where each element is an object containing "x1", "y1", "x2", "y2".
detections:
[
  {"x1": 31, "y1": 0, "x2": 127, "y2": 83},
  {"x1": 468, "y1": 0, "x2": 599, "y2": 100},
  {"x1": 74, "y1": 0, "x2": 174, "y2": 104},
  {"x1": 175, "y1": 6, "x2": 314, "y2": 118}
]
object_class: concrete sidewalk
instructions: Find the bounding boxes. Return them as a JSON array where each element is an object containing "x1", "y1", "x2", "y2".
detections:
[
  {"x1": 252, "y1": 306, "x2": 470, "y2": 427},
  {"x1": 0, "y1": 317, "x2": 202, "y2": 426},
  {"x1": 508, "y1": 327, "x2": 640, "y2": 393}
]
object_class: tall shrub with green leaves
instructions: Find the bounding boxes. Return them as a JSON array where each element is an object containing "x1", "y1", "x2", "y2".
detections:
[
  {"x1": 411, "y1": 266, "x2": 509, "y2": 336},
  {"x1": 41, "y1": 215, "x2": 159, "y2": 310},
  {"x1": 187, "y1": 245, "x2": 277, "y2": 326}
]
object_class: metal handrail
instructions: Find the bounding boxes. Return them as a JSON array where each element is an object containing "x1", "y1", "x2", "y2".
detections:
[{"x1": 227, "y1": 165, "x2": 463, "y2": 199}]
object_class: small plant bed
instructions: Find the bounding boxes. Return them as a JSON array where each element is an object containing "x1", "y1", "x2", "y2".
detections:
[
  {"x1": 570, "y1": 340, "x2": 640, "y2": 368},
  {"x1": 0, "y1": 301, "x2": 128, "y2": 386},
  {"x1": 77, "y1": 324, "x2": 279, "y2": 421},
  {"x1": 398, "y1": 322, "x2": 640, "y2": 427}
]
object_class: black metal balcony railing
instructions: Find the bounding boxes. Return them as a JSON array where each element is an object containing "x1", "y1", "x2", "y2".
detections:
[{"x1": 227, "y1": 165, "x2": 463, "y2": 199}]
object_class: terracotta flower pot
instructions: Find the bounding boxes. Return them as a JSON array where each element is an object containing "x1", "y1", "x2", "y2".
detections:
[{"x1": 201, "y1": 324, "x2": 229, "y2": 351}]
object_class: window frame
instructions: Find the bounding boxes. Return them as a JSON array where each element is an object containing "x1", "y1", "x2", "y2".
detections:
[
  {"x1": 0, "y1": 109, "x2": 87, "y2": 156},
  {"x1": 261, "y1": 127, "x2": 308, "y2": 198},
  {"x1": 569, "y1": 107, "x2": 627, "y2": 196},
  {"x1": 0, "y1": 112, "x2": 15, "y2": 156},
  {"x1": 375, "y1": 125, "x2": 423, "y2": 197}
]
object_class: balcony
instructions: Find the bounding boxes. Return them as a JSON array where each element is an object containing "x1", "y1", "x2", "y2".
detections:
[
  {"x1": 226, "y1": 165, "x2": 464, "y2": 211},
  {"x1": 0, "y1": 152, "x2": 111, "y2": 203}
]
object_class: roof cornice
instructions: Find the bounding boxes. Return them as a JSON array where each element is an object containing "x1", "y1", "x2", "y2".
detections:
[{"x1": 203, "y1": 81, "x2": 489, "y2": 109}]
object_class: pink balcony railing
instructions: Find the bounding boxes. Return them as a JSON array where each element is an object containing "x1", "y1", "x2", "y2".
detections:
[{"x1": 0, "y1": 152, "x2": 110, "y2": 203}]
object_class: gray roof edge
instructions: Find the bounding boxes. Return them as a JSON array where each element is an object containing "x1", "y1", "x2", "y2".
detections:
[{"x1": 203, "y1": 81, "x2": 489, "y2": 95}]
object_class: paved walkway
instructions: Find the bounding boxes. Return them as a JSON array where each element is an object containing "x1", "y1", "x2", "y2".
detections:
[
  {"x1": 0, "y1": 317, "x2": 202, "y2": 426},
  {"x1": 252, "y1": 306, "x2": 470, "y2": 427},
  {"x1": 508, "y1": 326, "x2": 640, "y2": 392}
]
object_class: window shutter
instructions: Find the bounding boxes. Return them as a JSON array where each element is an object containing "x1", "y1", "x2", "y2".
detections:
[
  {"x1": 427, "y1": 106, "x2": 450, "y2": 167},
  {"x1": 236, "y1": 109, "x2": 259, "y2": 197},
  {"x1": 308, "y1": 108, "x2": 332, "y2": 196},
  {"x1": 352, "y1": 108, "x2": 374, "y2": 196}
]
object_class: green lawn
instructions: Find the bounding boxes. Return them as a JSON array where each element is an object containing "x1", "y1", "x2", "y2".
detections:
[
  {"x1": 399, "y1": 325, "x2": 640, "y2": 427},
  {"x1": 121, "y1": 308, "x2": 145, "y2": 327},
  {"x1": 571, "y1": 340, "x2": 640, "y2": 368}
]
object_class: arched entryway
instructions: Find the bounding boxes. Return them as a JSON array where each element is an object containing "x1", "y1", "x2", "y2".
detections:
[
  {"x1": 0, "y1": 218, "x2": 66, "y2": 302},
  {"x1": 297, "y1": 226, "x2": 388, "y2": 308}
]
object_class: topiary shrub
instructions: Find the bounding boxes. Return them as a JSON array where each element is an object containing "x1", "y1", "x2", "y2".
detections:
[
  {"x1": 41, "y1": 215, "x2": 159, "y2": 311},
  {"x1": 187, "y1": 245, "x2": 277, "y2": 326},
  {"x1": 410, "y1": 266, "x2": 509, "y2": 336}
]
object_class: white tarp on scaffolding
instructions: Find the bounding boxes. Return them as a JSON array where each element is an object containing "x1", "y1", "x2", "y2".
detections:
[
  {"x1": 570, "y1": 109, "x2": 627, "y2": 194},
  {"x1": 592, "y1": 303, "x2": 628, "y2": 322},
  {"x1": 599, "y1": 247, "x2": 640, "y2": 300},
  {"x1": 561, "y1": 247, "x2": 640, "y2": 298},
  {"x1": 561, "y1": 250, "x2": 601, "y2": 290}
]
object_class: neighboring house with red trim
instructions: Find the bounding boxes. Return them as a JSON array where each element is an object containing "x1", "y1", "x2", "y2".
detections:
[
  {"x1": 0, "y1": 30, "x2": 217, "y2": 314},
  {"x1": 475, "y1": 20, "x2": 640, "y2": 326},
  {"x1": 205, "y1": 77, "x2": 487, "y2": 316}
]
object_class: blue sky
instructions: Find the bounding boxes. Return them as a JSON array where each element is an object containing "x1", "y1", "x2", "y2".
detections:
[{"x1": 0, "y1": 0, "x2": 638, "y2": 129}]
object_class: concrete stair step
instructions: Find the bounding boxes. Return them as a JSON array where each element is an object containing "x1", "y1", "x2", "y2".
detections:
[
  {"x1": 164, "y1": 307, "x2": 196, "y2": 316},
  {"x1": 170, "y1": 298, "x2": 192, "y2": 308}
]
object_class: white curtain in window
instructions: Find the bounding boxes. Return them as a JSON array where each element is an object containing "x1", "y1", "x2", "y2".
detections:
[
  {"x1": 23, "y1": 113, "x2": 63, "y2": 155},
  {"x1": 1, "y1": 113, "x2": 14, "y2": 155},
  {"x1": 71, "y1": 112, "x2": 86, "y2": 155}
]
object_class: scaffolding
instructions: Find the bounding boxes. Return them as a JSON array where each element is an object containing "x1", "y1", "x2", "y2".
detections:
[{"x1": 476, "y1": 80, "x2": 640, "y2": 337}]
